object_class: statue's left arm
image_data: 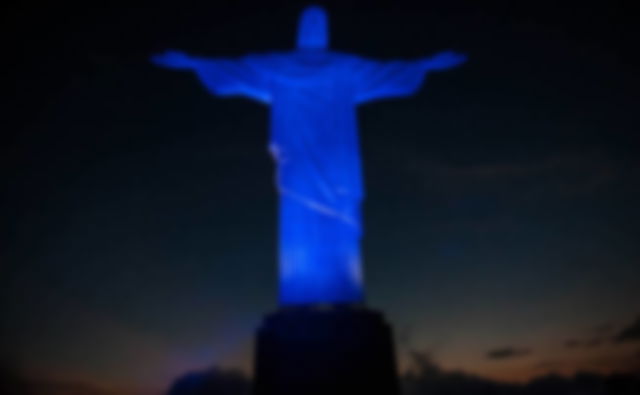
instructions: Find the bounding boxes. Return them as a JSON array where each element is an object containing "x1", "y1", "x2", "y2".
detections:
[
  {"x1": 151, "y1": 50, "x2": 272, "y2": 103},
  {"x1": 354, "y1": 50, "x2": 467, "y2": 104}
]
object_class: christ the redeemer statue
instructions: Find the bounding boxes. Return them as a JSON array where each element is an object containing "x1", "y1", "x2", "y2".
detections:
[{"x1": 152, "y1": 5, "x2": 466, "y2": 306}]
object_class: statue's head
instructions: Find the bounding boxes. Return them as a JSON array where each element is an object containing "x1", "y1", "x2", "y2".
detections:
[{"x1": 297, "y1": 5, "x2": 329, "y2": 50}]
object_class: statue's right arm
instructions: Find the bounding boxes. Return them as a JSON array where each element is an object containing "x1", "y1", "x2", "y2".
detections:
[
  {"x1": 420, "y1": 51, "x2": 467, "y2": 71},
  {"x1": 151, "y1": 50, "x2": 196, "y2": 70},
  {"x1": 151, "y1": 50, "x2": 271, "y2": 103}
]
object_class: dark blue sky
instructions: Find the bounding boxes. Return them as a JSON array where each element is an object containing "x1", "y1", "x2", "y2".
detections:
[{"x1": 2, "y1": 0, "x2": 639, "y2": 392}]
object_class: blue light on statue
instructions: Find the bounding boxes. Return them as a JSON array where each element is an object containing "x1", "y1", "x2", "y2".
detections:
[{"x1": 152, "y1": 5, "x2": 466, "y2": 305}]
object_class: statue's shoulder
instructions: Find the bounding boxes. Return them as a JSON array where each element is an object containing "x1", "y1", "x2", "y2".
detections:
[
  {"x1": 245, "y1": 50, "x2": 361, "y2": 64},
  {"x1": 241, "y1": 51, "x2": 296, "y2": 70},
  {"x1": 242, "y1": 51, "x2": 365, "y2": 80}
]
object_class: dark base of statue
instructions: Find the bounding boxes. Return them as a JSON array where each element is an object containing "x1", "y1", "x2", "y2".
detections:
[{"x1": 253, "y1": 304, "x2": 399, "y2": 395}]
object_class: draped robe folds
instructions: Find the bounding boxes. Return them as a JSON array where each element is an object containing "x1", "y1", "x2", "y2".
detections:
[{"x1": 188, "y1": 51, "x2": 430, "y2": 305}]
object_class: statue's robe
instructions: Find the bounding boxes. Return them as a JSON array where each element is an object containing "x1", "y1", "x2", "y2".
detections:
[{"x1": 188, "y1": 51, "x2": 430, "y2": 304}]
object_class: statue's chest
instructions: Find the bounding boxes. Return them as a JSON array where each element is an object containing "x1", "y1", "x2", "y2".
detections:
[
  {"x1": 269, "y1": 60, "x2": 352, "y2": 87},
  {"x1": 271, "y1": 75, "x2": 355, "y2": 107}
]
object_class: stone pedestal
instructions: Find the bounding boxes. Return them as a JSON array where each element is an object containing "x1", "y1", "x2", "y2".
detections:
[{"x1": 253, "y1": 304, "x2": 399, "y2": 395}]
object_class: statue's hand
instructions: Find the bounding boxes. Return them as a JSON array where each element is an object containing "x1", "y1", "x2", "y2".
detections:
[
  {"x1": 151, "y1": 50, "x2": 193, "y2": 69},
  {"x1": 423, "y1": 51, "x2": 467, "y2": 71}
]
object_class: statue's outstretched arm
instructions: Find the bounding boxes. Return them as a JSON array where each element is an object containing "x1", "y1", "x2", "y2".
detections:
[
  {"x1": 354, "y1": 51, "x2": 466, "y2": 103},
  {"x1": 421, "y1": 50, "x2": 467, "y2": 71},
  {"x1": 151, "y1": 50, "x2": 195, "y2": 70},
  {"x1": 151, "y1": 49, "x2": 271, "y2": 103}
]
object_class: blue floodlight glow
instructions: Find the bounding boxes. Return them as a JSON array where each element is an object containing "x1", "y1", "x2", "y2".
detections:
[{"x1": 152, "y1": 5, "x2": 466, "y2": 306}]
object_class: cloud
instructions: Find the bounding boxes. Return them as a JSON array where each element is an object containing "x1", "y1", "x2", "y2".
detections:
[
  {"x1": 27, "y1": 380, "x2": 116, "y2": 395},
  {"x1": 532, "y1": 359, "x2": 564, "y2": 371},
  {"x1": 564, "y1": 337, "x2": 604, "y2": 349},
  {"x1": 486, "y1": 347, "x2": 531, "y2": 360},
  {"x1": 403, "y1": 351, "x2": 640, "y2": 395},
  {"x1": 565, "y1": 321, "x2": 618, "y2": 349},
  {"x1": 400, "y1": 150, "x2": 625, "y2": 199},
  {"x1": 614, "y1": 316, "x2": 640, "y2": 343},
  {"x1": 167, "y1": 367, "x2": 250, "y2": 395},
  {"x1": 593, "y1": 323, "x2": 615, "y2": 335}
]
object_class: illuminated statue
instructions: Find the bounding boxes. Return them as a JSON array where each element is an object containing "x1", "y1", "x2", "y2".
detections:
[{"x1": 152, "y1": 6, "x2": 466, "y2": 305}]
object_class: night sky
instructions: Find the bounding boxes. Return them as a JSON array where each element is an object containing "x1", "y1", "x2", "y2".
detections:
[{"x1": 2, "y1": 1, "x2": 639, "y2": 394}]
